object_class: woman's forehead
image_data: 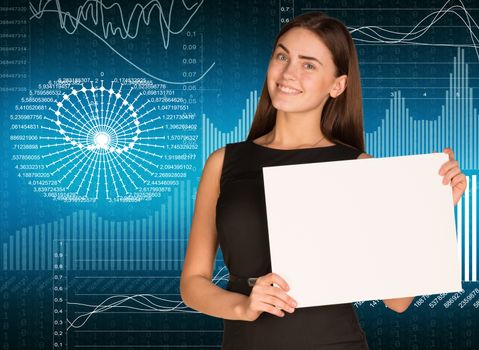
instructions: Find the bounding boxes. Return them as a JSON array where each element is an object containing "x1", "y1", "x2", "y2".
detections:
[{"x1": 276, "y1": 27, "x2": 331, "y2": 59}]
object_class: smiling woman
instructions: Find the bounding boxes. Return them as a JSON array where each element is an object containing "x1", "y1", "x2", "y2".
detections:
[
  {"x1": 267, "y1": 29, "x2": 346, "y2": 118},
  {"x1": 180, "y1": 13, "x2": 372, "y2": 350},
  {"x1": 179, "y1": 11, "x2": 466, "y2": 350},
  {"x1": 248, "y1": 13, "x2": 364, "y2": 153}
]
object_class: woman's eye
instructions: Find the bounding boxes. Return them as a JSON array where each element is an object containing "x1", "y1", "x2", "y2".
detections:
[
  {"x1": 276, "y1": 53, "x2": 287, "y2": 61},
  {"x1": 304, "y1": 63, "x2": 315, "y2": 70}
]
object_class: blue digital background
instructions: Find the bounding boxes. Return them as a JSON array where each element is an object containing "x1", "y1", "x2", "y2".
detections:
[{"x1": 1, "y1": 0, "x2": 478, "y2": 349}]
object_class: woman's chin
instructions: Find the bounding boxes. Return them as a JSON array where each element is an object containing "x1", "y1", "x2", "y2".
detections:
[{"x1": 271, "y1": 101, "x2": 306, "y2": 114}]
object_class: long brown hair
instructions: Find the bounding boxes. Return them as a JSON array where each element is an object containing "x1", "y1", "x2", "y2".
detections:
[{"x1": 246, "y1": 12, "x2": 365, "y2": 152}]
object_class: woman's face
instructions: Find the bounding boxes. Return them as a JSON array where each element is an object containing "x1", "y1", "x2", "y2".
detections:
[{"x1": 267, "y1": 27, "x2": 346, "y2": 115}]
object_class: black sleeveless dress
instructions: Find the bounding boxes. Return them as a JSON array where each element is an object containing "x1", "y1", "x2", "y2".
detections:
[{"x1": 216, "y1": 140, "x2": 370, "y2": 350}]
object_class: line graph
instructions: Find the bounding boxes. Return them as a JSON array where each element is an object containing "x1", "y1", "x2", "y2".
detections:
[
  {"x1": 51, "y1": 249, "x2": 228, "y2": 347},
  {"x1": 66, "y1": 267, "x2": 228, "y2": 330},
  {"x1": 304, "y1": 0, "x2": 479, "y2": 59},
  {"x1": 28, "y1": 0, "x2": 215, "y2": 84},
  {"x1": 29, "y1": 0, "x2": 202, "y2": 45}
]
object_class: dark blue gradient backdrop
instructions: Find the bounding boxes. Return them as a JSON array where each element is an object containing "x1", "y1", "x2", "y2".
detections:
[{"x1": 0, "y1": 0, "x2": 478, "y2": 349}]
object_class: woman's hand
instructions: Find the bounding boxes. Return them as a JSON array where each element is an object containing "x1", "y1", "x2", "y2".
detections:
[
  {"x1": 239, "y1": 272, "x2": 297, "y2": 322},
  {"x1": 438, "y1": 148, "x2": 467, "y2": 206}
]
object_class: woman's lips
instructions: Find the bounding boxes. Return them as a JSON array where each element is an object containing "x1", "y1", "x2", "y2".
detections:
[{"x1": 277, "y1": 83, "x2": 302, "y2": 95}]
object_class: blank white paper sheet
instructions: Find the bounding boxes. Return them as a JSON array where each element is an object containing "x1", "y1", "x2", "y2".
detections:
[{"x1": 262, "y1": 153, "x2": 462, "y2": 308}]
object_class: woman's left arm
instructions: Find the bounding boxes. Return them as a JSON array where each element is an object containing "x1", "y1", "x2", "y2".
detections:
[{"x1": 357, "y1": 148, "x2": 467, "y2": 313}]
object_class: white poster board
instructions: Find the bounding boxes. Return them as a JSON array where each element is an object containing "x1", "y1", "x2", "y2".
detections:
[{"x1": 262, "y1": 153, "x2": 462, "y2": 308}]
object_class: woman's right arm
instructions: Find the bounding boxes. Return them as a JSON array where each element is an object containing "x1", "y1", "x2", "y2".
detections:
[
  {"x1": 180, "y1": 147, "x2": 249, "y2": 320},
  {"x1": 179, "y1": 147, "x2": 297, "y2": 321}
]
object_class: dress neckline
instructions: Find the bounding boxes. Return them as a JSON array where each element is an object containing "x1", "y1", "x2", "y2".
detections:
[{"x1": 249, "y1": 139, "x2": 339, "y2": 151}]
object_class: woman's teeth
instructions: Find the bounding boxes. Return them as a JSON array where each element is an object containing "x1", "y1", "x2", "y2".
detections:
[{"x1": 278, "y1": 84, "x2": 301, "y2": 94}]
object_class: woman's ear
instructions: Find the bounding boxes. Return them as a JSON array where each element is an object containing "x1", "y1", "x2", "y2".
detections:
[{"x1": 330, "y1": 75, "x2": 347, "y2": 98}]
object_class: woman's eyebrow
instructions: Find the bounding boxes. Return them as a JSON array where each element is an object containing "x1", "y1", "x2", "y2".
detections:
[
  {"x1": 277, "y1": 43, "x2": 322, "y2": 65},
  {"x1": 277, "y1": 43, "x2": 290, "y2": 53}
]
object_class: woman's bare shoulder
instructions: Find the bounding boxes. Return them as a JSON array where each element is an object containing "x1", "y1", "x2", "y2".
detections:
[
  {"x1": 200, "y1": 147, "x2": 226, "y2": 188},
  {"x1": 205, "y1": 147, "x2": 225, "y2": 173}
]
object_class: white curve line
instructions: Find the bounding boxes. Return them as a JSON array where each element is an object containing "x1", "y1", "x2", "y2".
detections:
[
  {"x1": 349, "y1": 0, "x2": 479, "y2": 59},
  {"x1": 29, "y1": 0, "x2": 203, "y2": 44},
  {"x1": 29, "y1": 1, "x2": 215, "y2": 84}
]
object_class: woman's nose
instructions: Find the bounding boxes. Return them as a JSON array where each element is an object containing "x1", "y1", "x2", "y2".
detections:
[{"x1": 281, "y1": 61, "x2": 298, "y2": 80}]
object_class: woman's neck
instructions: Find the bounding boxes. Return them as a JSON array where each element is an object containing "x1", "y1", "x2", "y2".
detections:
[{"x1": 260, "y1": 110, "x2": 332, "y2": 148}]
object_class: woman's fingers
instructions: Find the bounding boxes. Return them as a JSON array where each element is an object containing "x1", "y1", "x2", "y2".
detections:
[
  {"x1": 451, "y1": 173, "x2": 466, "y2": 187},
  {"x1": 249, "y1": 272, "x2": 297, "y2": 317},
  {"x1": 438, "y1": 159, "x2": 458, "y2": 176},
  {"x1": 250, "y1": 272, "x2": 297, "y2": 317},
  {"x1": 268, "y1": 285, "x2": 297, "y2": 308},
  {"x1": 438, "y1": 148, "x2": 458, "y2": 177},
  {"x1": 443, "y1": 148, "x2": 455, "y2": 161},
  {"x1": 248, "y1": 291, "x2": 287, "y2": 317},
  {"x1": 255, "y1": 273, "x2": 296, "y2": 308},
  {"x1": 251, "y1": 296, "x2": 293, "y2": 317},
  {"x1": 256, "y1": 272, "x2": 289, "y2": 291},
  {"x1": 251, "y1": 283, "x2": 297, "y2": 309},
  {"x1": 443, "y1": 167, "x2": 461, "y2": 185},
  {"x1": 437, "y1": 148, "x2": 466, "y2": 206},
  {"x1": 254, "y1": 287, "x2": 296, "y2": 311},
  {"x1": 262, "y1": 303, "x2": 285, "y2": 317},
  {"x1": 262, "y1": 295, "x2": 295, "y2": 313}
]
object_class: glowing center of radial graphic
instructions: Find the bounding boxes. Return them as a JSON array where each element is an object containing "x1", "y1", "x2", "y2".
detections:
[
  {"x1": 85, "y1": 124, "x2": 120, "y2": 153},
  {"x1": 94, "y1": 132, "x2": 110, "y2": 148}
]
